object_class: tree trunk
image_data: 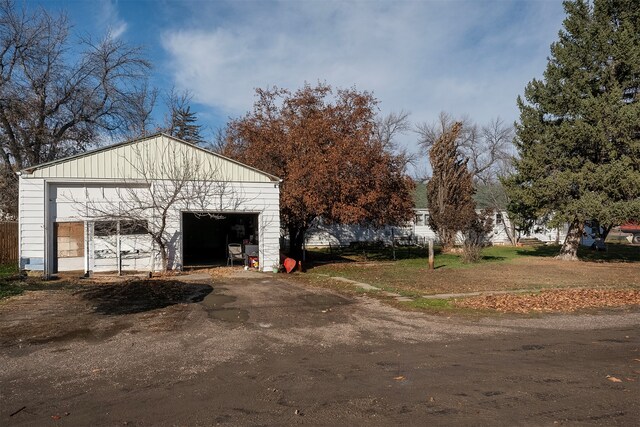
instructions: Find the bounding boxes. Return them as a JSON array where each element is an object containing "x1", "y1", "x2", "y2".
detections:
[
  {"x1": 288, "y1": 225, "x2": 307, "y2": 260},
  {"x1": 157, "y1": 239, "x2": 169, "y2": 272},
  {"x1": 440, "y1": 229, "x2": 456, "y2": 253},
  {"x1": 556, "y1": 221, "x2": 583, "y2": 261}
]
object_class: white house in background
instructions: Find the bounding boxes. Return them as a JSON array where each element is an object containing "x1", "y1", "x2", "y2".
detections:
[
  {"x1": 18, "y1": 133, "x2": 281, "y2": 275},
  {"x1": 304, "y1": 209, "x2": 568, "y2": 248},
  {"x1": 305, "y1": 182, "x2": 568, "y2": 248}
]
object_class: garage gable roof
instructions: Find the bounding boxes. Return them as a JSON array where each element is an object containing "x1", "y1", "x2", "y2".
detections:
[{"x1": 21, "y1": 133, "x2": 280, "y2": 182}]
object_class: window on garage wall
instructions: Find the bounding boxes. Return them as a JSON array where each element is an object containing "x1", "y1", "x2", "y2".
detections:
[
  {"x1": 94, "y1": 221, "x2": 118, "y2": 236},
  {"x1": 94, "y1": 220, "x2": 148, "y2": 236},
  {"x1": 120, "y1": 220, "x2": 148, "y2": 235},
  {"x1": 55, "y1": 222, "x2": 84, "y2": 258}
]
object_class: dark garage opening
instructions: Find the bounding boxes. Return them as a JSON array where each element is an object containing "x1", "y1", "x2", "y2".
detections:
[{"x1": 182, "y1": 212, "x2": 259, "y2": 267}]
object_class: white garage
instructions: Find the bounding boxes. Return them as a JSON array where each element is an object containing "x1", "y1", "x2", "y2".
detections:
[{"x1": 18, "y1": 133, "x2": 281, "y2": 275}]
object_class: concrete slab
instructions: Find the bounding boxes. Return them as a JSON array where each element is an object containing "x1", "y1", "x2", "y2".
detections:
[
  {"x1": 422, "y1": 289, "x2": 538, "y2": 299},
  {"x1": 330, "y1": 276, "x2": 379, "y2": 291}
]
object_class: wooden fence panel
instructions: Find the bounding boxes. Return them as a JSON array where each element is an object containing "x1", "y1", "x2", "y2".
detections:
[{"x1": 0, "y1": 221, "x2": 18, "y2": 264}]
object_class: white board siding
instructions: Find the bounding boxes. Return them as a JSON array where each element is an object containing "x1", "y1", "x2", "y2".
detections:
[
  {"x1": 18, "y1": 177, "x2": 45, "y2": 270},
  {"x1": 305, "y1": 209, "x2": 569, "y2": 247},
  {"x1": 19, "y1": 178, "x2": 280, "y2": 273},
  {"x1": 305, "y1": 219, "x2": 412, "y2": 247}
]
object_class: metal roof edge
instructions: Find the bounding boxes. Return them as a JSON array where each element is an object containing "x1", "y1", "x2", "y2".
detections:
[{"x1": 20, "y1": 132, "x2": 281, "y2": 182}]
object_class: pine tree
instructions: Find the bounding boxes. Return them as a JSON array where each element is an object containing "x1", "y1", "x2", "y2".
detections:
[
  {"x1": 426, "y1": 122, "x2": 477, "y2": 252},
  {"x1": 165, "y1": 90, "x2": 204, "y2": 144},
  {"x1": 168, "y1": 105, "x2": 203, "y2": 143},
  {"x1": 505, "y1": 0, "x2": 640, "y2": 260}
]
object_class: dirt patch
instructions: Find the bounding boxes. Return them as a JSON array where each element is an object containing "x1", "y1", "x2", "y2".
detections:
[
  {"x1": 1, "y1": 273, "x2": 638, "y2": 425},
  {"x1": 455, "y1": 288, "x2": 640, "y2": 313}
]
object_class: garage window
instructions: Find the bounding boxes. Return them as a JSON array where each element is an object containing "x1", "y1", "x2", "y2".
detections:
[{"x1": 94, "y1": 220, "x2": 147, "y2": 236}]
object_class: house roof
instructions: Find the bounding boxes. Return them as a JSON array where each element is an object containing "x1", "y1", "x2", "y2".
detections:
[
  {"x1": 413, "y1": 182, "x2": 428, "y2": 209},
  {"x1": 21, "y1": 133, "x2": 280, "y2": 182}
]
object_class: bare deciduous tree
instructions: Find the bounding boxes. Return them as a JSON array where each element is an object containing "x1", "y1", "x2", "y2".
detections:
[
  {"x1": 417, "y1": 112, "x2": 514, "y2": 184},
  {"x1": 374, "y1": 110, "x2": 417, "y2": 172},
  {"x1": 126, "y1": 82, "x2": 158, "y2": 138},
  {"x1": 0, "y1": 0, "x2": 151, "y2": 217},
  {"x1": 461, "y1": 209, "x2": 494, "y2": 263}
]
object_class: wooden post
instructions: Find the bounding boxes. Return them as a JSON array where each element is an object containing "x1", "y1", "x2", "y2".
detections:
[
  {"x1": 428, "y1": 239, "x2": 434, "y2": 270},
  {"x1": 116, "y1": 221, "x2": 122, "y2": 276},
  {"x1": 391, "y1": 228, "x2": 396, "y2": 261}
]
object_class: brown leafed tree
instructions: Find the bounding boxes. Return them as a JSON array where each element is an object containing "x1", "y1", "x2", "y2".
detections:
[
  {"x1": 223, "y1": 83, "x2": 415, "y2": 258},
  {"x1": 426, "y1": 122, "x2": 477, "y2": 252}
]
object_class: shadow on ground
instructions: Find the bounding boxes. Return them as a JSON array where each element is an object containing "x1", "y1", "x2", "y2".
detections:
[
  {"x1": 517, "y1": 243, "x2": 640, "y2": 262},
  {"x1": 76, "y1": 280, "x2": 213, "y2": 315}
]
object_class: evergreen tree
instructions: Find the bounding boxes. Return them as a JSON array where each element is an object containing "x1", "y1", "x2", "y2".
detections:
[
  {"x1": 505, "y1": 0, "x2": 640, "y2": 260},
  {"x1": 165, "y1": 90, "x2": 204, "y2": 144},
  {"x1": 426, "y1": 122, "x2": 477, "y2": 252}
]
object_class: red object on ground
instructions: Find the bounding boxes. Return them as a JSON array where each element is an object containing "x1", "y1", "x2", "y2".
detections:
[
  {"x1": 620, "y1": 222, "x2": 640, "y2": 233},
  {"x1": 283, "y1": 258, "x2": 297, "y2": 274}
]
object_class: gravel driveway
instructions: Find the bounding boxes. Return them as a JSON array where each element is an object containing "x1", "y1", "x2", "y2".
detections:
[{"x1": 1, "y1": 273, "x2": 639, "y2": 425}]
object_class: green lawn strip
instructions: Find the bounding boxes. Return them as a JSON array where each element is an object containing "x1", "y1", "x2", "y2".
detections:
[
  {"x1": 0, "y1": 281, "x2": 24, "y2": 299},
  {"x1": 0, "y1": 263, "x2": 19, "y2": 279},
  {"x1": 309, "y1": 243, "x2": 640, "y2": 265},
  {"x1": 406, "y1": 297, "x2": 452, "y2": 309},
  {"x1": 0, "y1": 263, "x2": 23, "y2": 299},
  {"x1": 0, "y1": 276, "x2": 80, "y2": 300},
  {"x1": 307, "y1": 245, "x2": 532, "y2": 266}
]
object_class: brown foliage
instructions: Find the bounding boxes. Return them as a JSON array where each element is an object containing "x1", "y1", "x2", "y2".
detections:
[
  {"x1": 223, "y1": 83, "x2": 415, "y2": 257},
  {"x1": 455, "y1": 289, "x2": 640, "y2": 313},
  {"x1": 426, "y1": 122, "x2": 477, "y2": 251}
]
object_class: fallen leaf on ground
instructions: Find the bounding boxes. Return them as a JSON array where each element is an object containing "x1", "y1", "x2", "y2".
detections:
[
  {"x1": 394, "y1": 376, "x2": 406, "y2": 381},
  {"x1": 606, "y1": 376, "x2": 622, "y2": 383},
  {"x1": 455, "y1": 289, "x2": 640, "y2": 313}
]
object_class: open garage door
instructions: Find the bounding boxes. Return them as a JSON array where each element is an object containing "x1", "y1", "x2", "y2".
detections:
[{"x1": 182, "y1": 212, "x2": 259, "y2": 267}]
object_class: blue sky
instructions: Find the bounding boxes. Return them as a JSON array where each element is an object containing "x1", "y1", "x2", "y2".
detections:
[{"x1": 28, "y1": 0, "x2": 566, "y2": 153}]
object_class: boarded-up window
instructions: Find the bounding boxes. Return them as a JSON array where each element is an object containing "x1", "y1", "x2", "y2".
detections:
[{"x1": 55, "y1": 222, "x2": 84, "y2": 258}]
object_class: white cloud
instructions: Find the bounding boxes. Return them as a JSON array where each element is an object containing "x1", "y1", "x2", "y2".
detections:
[
  {"x1": 161, "y1": 0, "x2": 565, "y2": 145},
  {"x1": 98, "y1": 0, "x2": 128, "y2": 39}
]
